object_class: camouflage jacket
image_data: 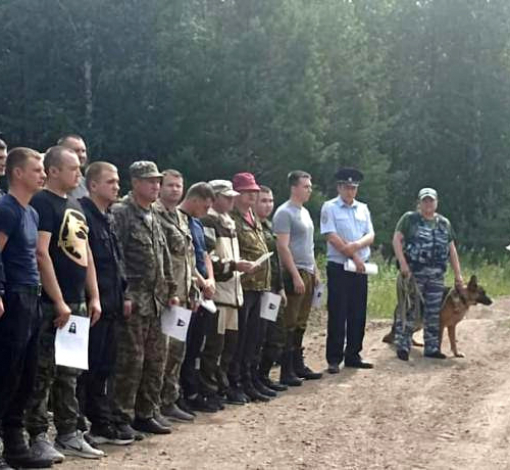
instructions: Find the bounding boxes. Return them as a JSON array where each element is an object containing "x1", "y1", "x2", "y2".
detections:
[
  {"x1": 261, "y1": 218, "x2": 283, "y2": 293},
  {"x1": 231, "y1": 207, "x2": 271, "y2": 292},
  {"x1": 154, "y1": 199, "x2": 198, "y2": 305},
  {"x1": 111, "y1": 192, "x2": 176, "y2": 314}
]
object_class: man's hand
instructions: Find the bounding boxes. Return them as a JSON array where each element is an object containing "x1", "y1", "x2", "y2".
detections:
[
  {"x1": 168, "y1": 296, "x2": 180, "y2": 307},
  {"x1": 123, "y1": 300, "x2": 133, "y2": 319},
  {"x1": 454, "y1": 275, "x2": 464, "y2": 288},
  {"x1": 352, "y1": 254, "x2": 366, "y2": 274},
  {"x1": 236, "y1": 260, "x2": 256, "y2": 273},
  {"x1": 343, "y1": 241, "x2": 360, "y2": 258},
  {"x1": 399, "y1": 259, "x2": 411, "y2": 278},
  {"x1": 54, "y1": 300, "x2": 72, "y2": 329},
  {"x1": 292, "y1": 273, "x2": 305, "y2": 295},
  {"x1": 203, "y1": 279, "x2": 216, "y2": 299},
  {"x1": 279, "y1": 289, "x2": 288, "y2": 308},
  {"x1": 88, "y1": 297, "x2": 102, "y2": 327},
  {"x1": 0, "y1": 297, "x2": 4, "y2": 318}
]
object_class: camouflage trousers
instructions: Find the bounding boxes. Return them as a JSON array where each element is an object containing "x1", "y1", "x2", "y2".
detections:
[
  {"x1": 200, "y1": 307, "x2": 239, "y2": 395},
  {"x1": 25, "y1": 302, "x2": 87, "y2": 437},
  {"x1": 261, "y1": 304, "x2": 286, "y2": 366},
  {"x1": 160, "y1": 336, "x2": 186, "y2": 408},
  {"x1": 395, "y1": 271, "x2": 445, "y2": 355},
  {"x1": 282, "y1": 270, "x2": 314, "y2": 332},
  {"x1": 111, "y1": 299, "x2": 167, "y2": 423}
]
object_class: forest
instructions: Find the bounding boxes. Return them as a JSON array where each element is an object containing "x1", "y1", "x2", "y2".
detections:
[{"x1": 1, "y1": 0, "x2": 509, "y2": 251}]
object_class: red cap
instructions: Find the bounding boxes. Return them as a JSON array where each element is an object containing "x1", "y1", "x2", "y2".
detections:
[{"x1": 232, "y1": 172, "x2": 260, "y2": 192}]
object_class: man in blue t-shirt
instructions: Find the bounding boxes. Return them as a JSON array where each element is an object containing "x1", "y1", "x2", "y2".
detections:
[{"x1": 0, "y1": 148, "x2": 51, "y2": 469}]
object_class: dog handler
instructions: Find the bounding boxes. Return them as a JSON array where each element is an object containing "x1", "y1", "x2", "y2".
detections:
[{"x1": 393, "y1": 188, "x2": 463, "y2": 361}]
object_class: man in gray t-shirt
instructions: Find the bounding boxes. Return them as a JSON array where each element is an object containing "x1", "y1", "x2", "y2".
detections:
[{"x1": 273, "y1": 171, "x2": 322, "y2": 385}]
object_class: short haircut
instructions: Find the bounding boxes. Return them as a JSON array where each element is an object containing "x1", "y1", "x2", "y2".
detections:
[
  {"x1": 259, "y1": 185, "x2": 272, "y2": 194},
  {"x1": 44, "y1": 145, "x2": 75, "y2": 173},
  {"x1": 0, "y1": 139, "x2": 7, "y2": 151},
  {"x1": 57, "y1": 134, "x2": 84, "y2": 146},
  {"x1": 85, "y1": 162, "x2": 117, "y2": 190},
  {"x1": 6, "y1": 147, "x2": 42, "y2": 182},
  {"x1": 288, "y1": 170, "x2": 311, "y2": 187},
  {"x1": 184, "y1": 182, "x2": 215, "y2": 201},
  {"x1": 162, "y1": 169, "x2": 183, "y2": 180}
]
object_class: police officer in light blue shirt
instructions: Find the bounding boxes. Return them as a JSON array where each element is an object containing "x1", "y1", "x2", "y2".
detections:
[{"x1": 320, "y1": 168, "x2": 375, "y2": 373}]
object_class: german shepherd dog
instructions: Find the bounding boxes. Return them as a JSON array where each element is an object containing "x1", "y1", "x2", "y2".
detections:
[{"x1": 382, "y1": 275, "x2": 492, "y2": 357}]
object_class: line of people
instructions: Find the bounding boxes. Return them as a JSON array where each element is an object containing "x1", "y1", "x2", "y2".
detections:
[{"x1": 0, "y1": 135, "x2": 378, "y2": 469}]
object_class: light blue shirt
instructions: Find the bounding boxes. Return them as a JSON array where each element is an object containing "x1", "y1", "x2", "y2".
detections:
[{"x1": 320, "y1": 197, "x2": 374, "y2": 264}]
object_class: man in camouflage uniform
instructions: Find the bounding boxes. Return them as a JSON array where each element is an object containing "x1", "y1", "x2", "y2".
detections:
[
  {"x1": 110, "y1": 161, "x2": 178, "y2": 437},
  {"x1": 393, "y1": 187, "x2": 463, "y2": 361},
  {"x1": 155, "y1": 169, "x2": 197, "y2": 423},
  {"x1": 229, "y1": 173, "x2": 273, "y2": 403},
  {"x1": 255, "y1": 186, "x2": 289, "y2": 392}
]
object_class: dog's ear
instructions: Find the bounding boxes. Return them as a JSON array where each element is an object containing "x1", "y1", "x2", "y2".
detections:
[{"x1": 468, "y1": 275, "x2": 478, "y2": 291}]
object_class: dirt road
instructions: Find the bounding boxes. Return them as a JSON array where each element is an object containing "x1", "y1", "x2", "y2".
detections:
[{"x1": 65, "y1": 298, "x2": 510, "y2": 470}]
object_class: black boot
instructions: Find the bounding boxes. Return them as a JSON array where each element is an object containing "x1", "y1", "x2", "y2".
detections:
[
  {"x1": 259, "y1": 356, "x2": 288, "y2": 392},
  {"x1": 279, "y1": 350, "x2": 303, "y2": 387},
  {"x1": 242, "y1": 379, "x2": 270, "y2": 403},
  {"x1": 293, "y1": 329, "x2": 322, "y2": 380},
  {"x1": 252, "y1": 375, "x2": 277, "y2": 398}
]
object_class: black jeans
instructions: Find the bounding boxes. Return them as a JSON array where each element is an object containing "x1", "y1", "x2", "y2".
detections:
[
  {"x1": 180, "y1": 307, "x2": 210, "y2": 398},
  {"x1": 77, "y1": 315, "x2": 118, "y2": 427},
  {"x1": 0, "y1": 285, "x2": 42, "y2": 431},
  {"x1": 326, "y1": 262, "x2": 368, "y2": 365},
  {"x1": 228, "y1": 291, "x2": 262, "y2": 385}
]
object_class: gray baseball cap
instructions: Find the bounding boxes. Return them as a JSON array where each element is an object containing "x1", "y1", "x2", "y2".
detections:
[
  {"x1": 209, "y1": 179, "x2": 240, "y2": 197},
  {"x1": 418, "y1": 187, "x2": 438, "y2": 200},
  {"x1": 129, "y1": 160, "x2": 163, "y2": 179}
]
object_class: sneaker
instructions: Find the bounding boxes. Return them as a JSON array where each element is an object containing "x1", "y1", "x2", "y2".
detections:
[
  {"x1": 55, "y1": 431, "x2": 104, "y2": 459},
  {"x1": 89, "y1": 424, "x2": 134, "y2": 446},
  {"x1": 161, "y1": 403, "x2": 195, "y2": 422},
  {"x1": 30, "y1": 433, "x2": 65, "y2": 464},
  {"x1": 116, "y1": 423, "x2": 144, "y2": 442}
]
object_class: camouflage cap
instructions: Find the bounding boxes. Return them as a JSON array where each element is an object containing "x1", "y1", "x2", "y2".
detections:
[{"x1": 129, "y1": 160, "x2": 163, "y2": 179}]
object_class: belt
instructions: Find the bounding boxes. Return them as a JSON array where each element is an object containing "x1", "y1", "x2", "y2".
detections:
[{"x1": 6, "y1": 284, "x2": 42, "y2": 296}]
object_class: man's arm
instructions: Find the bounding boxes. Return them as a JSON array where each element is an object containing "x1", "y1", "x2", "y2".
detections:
[
  {"x1": 0, "y1": 232, "x2": 7, "y2": 317},
  {"x1": 36, "y1": 231, "x2": 72, "y2": 328},
  {"x1": 449, "y1": 241, "x2": 463, "y2": 286},
  {"x1": 276, "y1": 233, "x2": 305, "y2": 294},
  {"x1": 392, "y1": 231, "x2": 410, "y2": 277},
  {"x1": 85, "y1": 244, "x2": 101, "y2": 326},
  {"x1": 202, "y1": 252, "x2": 216, "y2": 299}
]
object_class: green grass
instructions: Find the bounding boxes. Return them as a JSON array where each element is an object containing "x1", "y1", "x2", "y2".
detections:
[{"x1": 317, "y1": 252, "x2": 510, "y2": 320}]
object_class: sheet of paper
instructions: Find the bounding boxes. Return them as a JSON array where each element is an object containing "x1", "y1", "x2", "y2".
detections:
[
  {"x1": 200, "y1": 298, "x2": 217, "y2": 314},
  {"x1": 252, "y1": 251, "x2": 273, "y2": 268},
  {"x1": 312, "y1": 282, "x2": 325, "y2": 308},
  {"x1": 506, "y1": 244, "x2": 510, "y2": 251},
  {"x1": 55, "y1": 315, "x2": 90, "y2": 370},
  {"x1": 161, "y1": 306, "x2": 192, "y2": 342},
  {"x1": 260, "y1": 292, "x2": 281, "y2": 322},
  {"x1": 344, "y1": 259, "x2": 379, "y2": 275}
]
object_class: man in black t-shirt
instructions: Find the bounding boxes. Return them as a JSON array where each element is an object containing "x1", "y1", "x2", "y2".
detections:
[
  {"x1": 0, "y1": 148, "x2": 52, "y2": 469},
  {"x1": 25, "y1": 146, "x2": 104, "y2": 462}
]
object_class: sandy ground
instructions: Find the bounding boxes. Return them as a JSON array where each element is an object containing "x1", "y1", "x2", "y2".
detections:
[{"x1": 61, "y1": 298, "x2": 510, "y2": 470}]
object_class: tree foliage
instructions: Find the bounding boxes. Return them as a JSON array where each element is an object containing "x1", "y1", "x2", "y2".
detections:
[{"x1": 0, "y1": 0, "x2": 509, "y2": 252}]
